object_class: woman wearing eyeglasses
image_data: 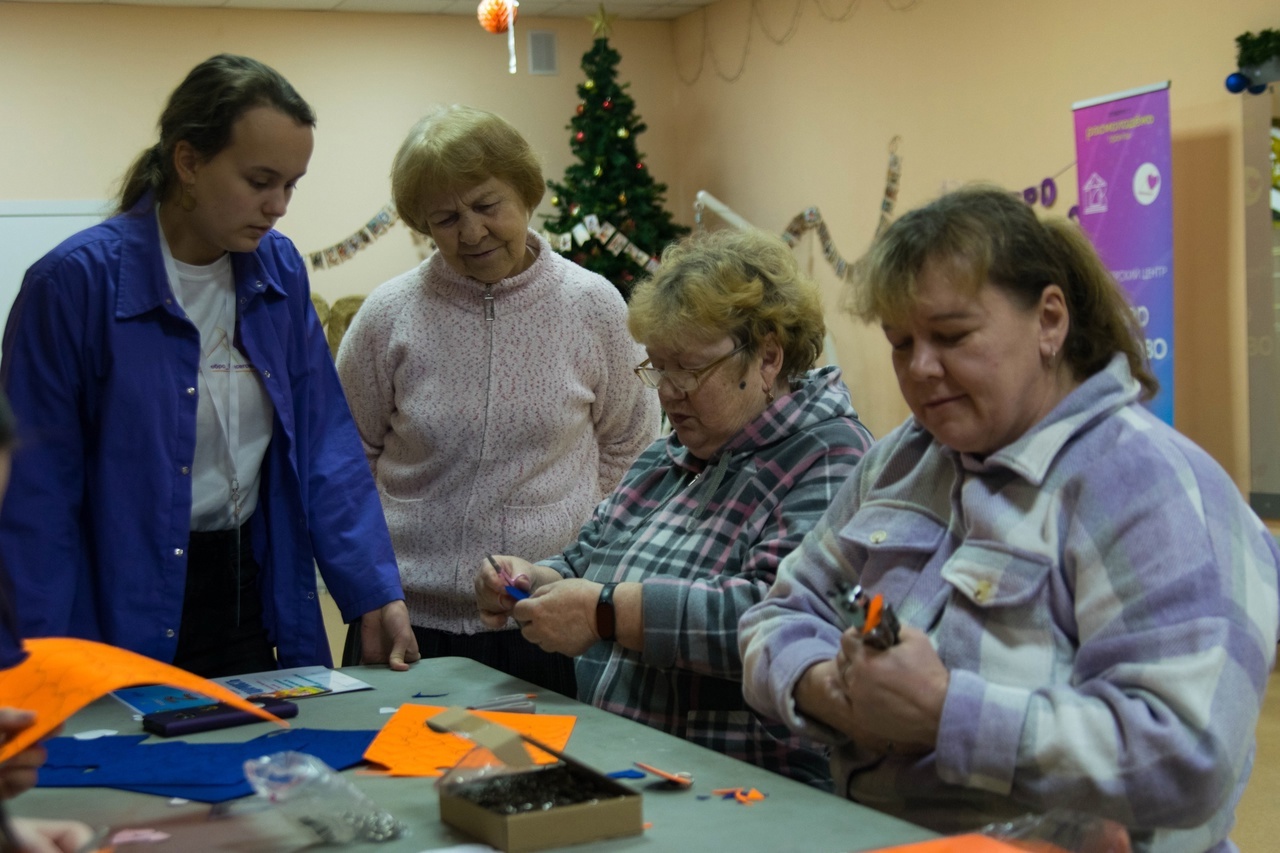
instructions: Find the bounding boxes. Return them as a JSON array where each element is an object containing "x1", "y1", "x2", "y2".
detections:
[{"x1": 476, "y1": 228, "x2": 875, "y2": 787}]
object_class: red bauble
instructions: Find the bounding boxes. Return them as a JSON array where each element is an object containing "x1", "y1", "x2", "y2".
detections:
[
  {"x1": 477, "y1": 0, "x2": 517, "y2": 34},
  {"x1": 636, "y1": 162, "x2": 645, "y2": 169},
  {"x1": 574, "y1": 131, "x2": 585, "y2": 142},
  {"x1": 576, "y1": 103, "x2": 585, "y2": 116},
  {"x1": 602, "y1": 98, "x2": 612, "y2": 109}
]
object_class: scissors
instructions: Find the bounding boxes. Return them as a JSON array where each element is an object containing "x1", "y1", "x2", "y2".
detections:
[{"x1": 828, "y1": 581, "x2": 901, "y2": 650}]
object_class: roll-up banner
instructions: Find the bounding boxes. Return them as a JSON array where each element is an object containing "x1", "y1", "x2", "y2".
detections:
[{"x1": 1072, "y1": 81, "x2": 1174, "y2": 424}]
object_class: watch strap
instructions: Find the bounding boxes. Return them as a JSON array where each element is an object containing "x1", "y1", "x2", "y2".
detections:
[{"x1": 596, "y1": 582, "x2": 618, "y2": 642}]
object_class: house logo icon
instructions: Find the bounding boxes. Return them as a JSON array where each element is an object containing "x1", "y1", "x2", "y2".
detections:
[{"x1": 1083, "y1": 173, "x2": 1108, "y2": 215}]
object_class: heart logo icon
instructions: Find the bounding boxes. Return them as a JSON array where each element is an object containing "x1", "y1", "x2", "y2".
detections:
[{"x1": 1147, "y1": 173, "x2": 1159, "y2": 190}]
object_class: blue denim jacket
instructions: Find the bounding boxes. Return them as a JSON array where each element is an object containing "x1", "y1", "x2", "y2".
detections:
[{"x1": 0, "y1": 196, "x2": 403, "y2": 667}]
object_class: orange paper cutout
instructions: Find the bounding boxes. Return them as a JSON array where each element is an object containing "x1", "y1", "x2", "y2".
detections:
[
  {"x1": 871, "y1": 835, "x2": 1034, "y2": 853},
  {"x1": 363, "y1": 704, "x2": 576, "y2": 777},
  {"x1": 0, "y1": 637, "x2": 288, "y2": 762}
]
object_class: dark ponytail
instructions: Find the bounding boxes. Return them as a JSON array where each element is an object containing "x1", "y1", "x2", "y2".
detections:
[{"x1": 115, "y1": 54, "x2": 315, "y2": 214}]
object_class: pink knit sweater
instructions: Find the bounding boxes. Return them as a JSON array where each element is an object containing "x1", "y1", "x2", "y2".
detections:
[{"x1": 336, "y1": 230, "x2": 659, "y2": 633}]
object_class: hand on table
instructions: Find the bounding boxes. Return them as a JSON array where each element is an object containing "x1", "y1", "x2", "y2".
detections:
[
  {"x1": 359, "y1": 600, "x2": 421, "y2": 671},
  {"x1": 11, "y1": 817, "x2": 96, "y2": 853}
]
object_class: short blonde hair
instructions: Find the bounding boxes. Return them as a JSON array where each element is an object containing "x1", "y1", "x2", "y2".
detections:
[
  {"x1": 628, "y1": 228, "x2": 825, "y2": 379},
  {"x1": 850, "y1": 184, "x2": 1157, "y2": 398},
  {"x1": 391, "y1": 105, "x2": 545, "y2": 234}
]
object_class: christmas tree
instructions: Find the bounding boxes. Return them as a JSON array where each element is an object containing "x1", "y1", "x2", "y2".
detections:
[{"x1": 544, "y1": 8, "x2": 689, "y2": 298}]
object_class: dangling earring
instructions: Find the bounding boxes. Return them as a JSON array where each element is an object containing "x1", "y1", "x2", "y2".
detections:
[
  {"x1": 180, "y1": 184, "x2": 197, "y2": 212},
  {"x1": 764, "y1": 386, "x2": 775, "y2": 404}
]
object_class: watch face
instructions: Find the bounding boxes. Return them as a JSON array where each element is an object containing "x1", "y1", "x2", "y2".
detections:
[{"x1": 596, "y1": 584, "x2": 618, "y2": 641}]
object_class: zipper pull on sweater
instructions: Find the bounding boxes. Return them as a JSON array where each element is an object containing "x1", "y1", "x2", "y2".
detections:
[
  {"x1": 484, "y1": 285, "x2": 495, "y2": 321},
  {"x1": 686, "y1": 451, "x2": 731, "y2": 532}
]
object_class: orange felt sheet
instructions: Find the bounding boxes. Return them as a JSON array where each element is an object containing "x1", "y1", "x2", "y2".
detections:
[
  {"x1": 363, "y1": 704, "x2": 576, "y2": 776},
  {"x1": 872, "y1": 836, "x2": 1044, "y2": 853},
  {"x1": 0, "y1": 637, "x2": 288, "y2": 762}
]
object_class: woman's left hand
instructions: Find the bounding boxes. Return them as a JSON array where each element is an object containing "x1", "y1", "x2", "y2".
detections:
[
  {"x1": 514, "y1": 578, "x2": 603, "y2": 657},
  {"x1": 833, "y1": 625, "x2": 950, "y2": 754},
  {"x1": 359, "y1": 600, "x2": 422, "y2": 671}
]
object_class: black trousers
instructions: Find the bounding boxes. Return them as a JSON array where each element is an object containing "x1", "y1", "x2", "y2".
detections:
[
  {"x1": 172, "y1": 523, "x2": 277, "y2": 679},
  {"x1": 343, "y1": 620, "x2": 577, "y2": 698}
]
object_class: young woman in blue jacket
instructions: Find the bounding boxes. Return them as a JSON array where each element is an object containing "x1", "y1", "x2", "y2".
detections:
[{"x1": 0, "y1": 54, "x2": 418, "y2": 677}]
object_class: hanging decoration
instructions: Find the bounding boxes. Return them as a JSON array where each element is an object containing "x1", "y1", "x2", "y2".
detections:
[
  {"x1": 1018, "y1": 162, "x2": 1074, "y2": 210},
  {"x1": 773, "y1": 136, "x2": 905, "y2": 281},
  {"x1": 307, "y1": 204, "x2": 399, "y2": 271},
  {"x1": 874, "y1": 136, "x2": 902, "y2": 238},
  {"x1": 543, "y1": 214, "x2": 661, "y2": 274},
  {"x1": 1224, "y1": 29, "x2": 1280, "y2": 95},
  {"x1": 477, "y1": 0, "x2": 520, "y2": 73},
  {"x1": 674, "y1": 0, "x2": 917, "y2": 86}
]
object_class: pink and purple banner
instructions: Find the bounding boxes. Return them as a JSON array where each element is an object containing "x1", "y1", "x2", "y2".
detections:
[{"x1": 1072, "y1": 82, "x2": 1173, "y2": 424}]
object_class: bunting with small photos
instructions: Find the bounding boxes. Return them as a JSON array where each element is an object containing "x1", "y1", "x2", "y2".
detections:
[
  {"x1": 542, "y1": 214, "x2": 661, "y2": 274},
  {"x1": 778, "y1": 138, "x2": 903, "y2": 282},
  {"x1": 307, "y1": 204, "x2": 399, "y2": 271}
]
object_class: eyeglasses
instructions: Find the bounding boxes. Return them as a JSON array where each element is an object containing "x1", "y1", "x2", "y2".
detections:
[{"x1": 634, "y1": 344, "x2": 747, "y2": 392}]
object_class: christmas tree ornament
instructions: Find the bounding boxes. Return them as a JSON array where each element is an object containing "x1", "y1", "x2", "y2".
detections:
[
  {"x1": 636, "y1": 162, "x2": 644, "y2": 169},
  {"x1": 575, "y1": 131, "x2": 586, "y2": 142},
  {"x1": 571, "y1": 203, "x2": 581, "y2": 216},
  {"x1": 587, "y1": 3, "x2": 617, "y2": 38},
  {"x1": 618, "y1": 192, "x2": 627, "y2": 205},
  {"x1": 576, "y1": 103, "x2": 585, "y2": 115},
  {"x1": 617, "y1": 128, "x2": 630, "y2": 139},
  {"x1": 584, "y1": 79, "x2": 596, "y2": 91},
  {"x1": 603, "y1": 98, "x2": 612, "y2": 109},
  {"x1": 550, "y1": 196, "x2": 560, "y2": 206},
  {"x1": 477, "y1": 0, "x2": 516, "y2": 33},
  {"x1": 593, "y1": 165, "x2": 603, "y2": 177}
]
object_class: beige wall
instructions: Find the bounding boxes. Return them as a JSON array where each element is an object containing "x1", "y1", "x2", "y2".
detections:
[
  {"x1": 0, "y1": 3, "x2": 679, "y2": 304},
  {"x1": 671, "y1": 0, "x2": 1278, "y2": 480},
  {"x1": 0, "y1": 0, "x2": 1274, "y2": 485}
]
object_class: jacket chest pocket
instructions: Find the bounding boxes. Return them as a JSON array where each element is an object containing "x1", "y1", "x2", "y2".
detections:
[
  {"x1": 937, "y1": 542, "x2": 1059, "y2": 686},
  {"x1": 838, "y1": 503, "x2": 947, "y2": 600}
]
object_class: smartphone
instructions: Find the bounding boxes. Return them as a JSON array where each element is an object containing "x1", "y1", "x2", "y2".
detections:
[{"x1": 142, "y1": 698, "x2": 298, "y2": 737}]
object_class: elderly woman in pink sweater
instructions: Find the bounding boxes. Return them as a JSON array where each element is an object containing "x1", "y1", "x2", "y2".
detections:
[{"x1": 336, "y1": 106, "x2": 658, "y2": 695}]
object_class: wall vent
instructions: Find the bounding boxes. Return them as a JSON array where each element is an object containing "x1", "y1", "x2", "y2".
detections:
[{"x1": 528, "y1": 30, "x2": 557, "y2": 75}]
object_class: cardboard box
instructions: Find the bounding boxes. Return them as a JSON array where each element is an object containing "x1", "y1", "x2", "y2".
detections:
[{"x1": 432, "y1": 707, "x2": 643, "y2": 853}]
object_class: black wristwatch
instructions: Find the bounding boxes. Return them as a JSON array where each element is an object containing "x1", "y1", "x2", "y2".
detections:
[{"x1": 596, "y1": 582, "x2": 619, "y2": 642}]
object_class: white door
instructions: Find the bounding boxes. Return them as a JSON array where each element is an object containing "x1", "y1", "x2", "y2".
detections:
[{"x1": 0, "y1": 200, "x2": 109, "y2": 345}]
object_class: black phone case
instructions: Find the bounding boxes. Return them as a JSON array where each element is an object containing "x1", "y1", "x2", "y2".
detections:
[{"x1": 142, "y1": 698, "x2": 298, "y2": 737}]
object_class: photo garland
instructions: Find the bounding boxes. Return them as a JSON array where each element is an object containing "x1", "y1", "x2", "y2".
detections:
[
  {"x1": 307, "y1": 204, "x2": 399, "y2": 271},
  {"x1": 778, "y1": 136, "x2": 902, "y2": 282},
  {"x1": 304, "y1": 145, "x2": 1072, "y2": 280},
  {"x1": 541, "y1": 215, "x2": 662, "y2": 273}
]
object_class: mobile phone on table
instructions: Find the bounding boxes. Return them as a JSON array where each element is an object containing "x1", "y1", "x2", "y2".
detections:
[{"x1": 142, "y1": 698, "x2": 298, "y2": 737}]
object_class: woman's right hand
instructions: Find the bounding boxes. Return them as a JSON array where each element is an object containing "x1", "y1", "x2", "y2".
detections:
[
  {"x1": 0, "y1": 708, "x2": 52, "y2": 800},
  {"x1": 475, "y1": 555, "x2": 537, "y2": 628},
  {"x1": 12, "y1": 817, "x2": 96, "y2": 853}
]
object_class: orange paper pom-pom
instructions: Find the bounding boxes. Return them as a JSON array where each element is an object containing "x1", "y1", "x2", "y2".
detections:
[{"x1": 477, "y1": 0, "x2": 517, "y2": 34}]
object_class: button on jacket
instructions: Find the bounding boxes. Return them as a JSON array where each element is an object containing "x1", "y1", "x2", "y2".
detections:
[{"x1": 0, "y1": 196, "x2": 405, "y2": 667}]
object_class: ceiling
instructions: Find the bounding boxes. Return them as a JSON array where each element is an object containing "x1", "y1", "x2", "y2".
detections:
[{"x1": 14, "y1": 0, "x2": 711, "y2": 20}]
